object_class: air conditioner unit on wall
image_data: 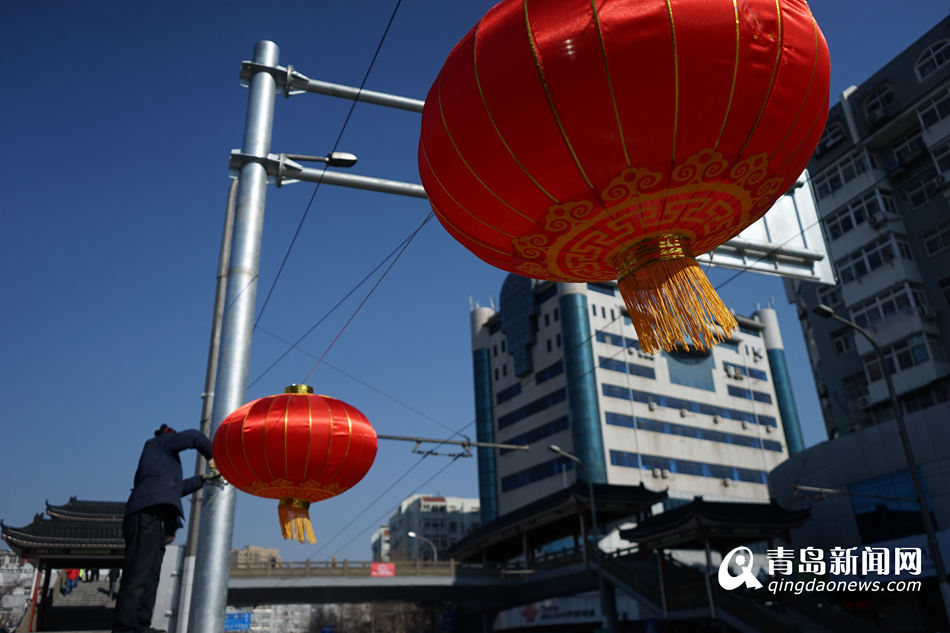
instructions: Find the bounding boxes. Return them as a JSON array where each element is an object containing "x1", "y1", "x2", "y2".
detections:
[
  {"x1": 868, "y1": 214, "x2": 886, "y2": 229},
  {"x1": 652, "y1": 467, "x2": 662, "y2": 478},
  {"x1": 919, "y1": 306, "x2": 936, "y2": 321},
  {"x1": 858, "y1": 396, "x2": 870, "y2": 409}
]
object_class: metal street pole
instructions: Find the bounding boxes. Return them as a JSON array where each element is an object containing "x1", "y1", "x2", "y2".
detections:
[
  {"x1": 177, "y1": 178, "x2": 238, "y2": 632},
  {"x1": 813, "y1": 304, "x2": 950, "y2": 625},
  {"x1": 187, "y1": 40, "x2": 279, "y2": 633},
  {"x1": 549, "y1": 445, "x2": 614, "y2": 633}
]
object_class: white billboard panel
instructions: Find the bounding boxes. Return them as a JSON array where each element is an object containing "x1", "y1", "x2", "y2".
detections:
[{"x1": 700, "y1": 171, "x2": 836, "y2": 285}]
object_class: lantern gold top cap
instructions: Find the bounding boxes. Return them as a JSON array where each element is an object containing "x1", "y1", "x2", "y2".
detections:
[{"x1": 284, "y1": 384, "x2": 314, "y2": 394}]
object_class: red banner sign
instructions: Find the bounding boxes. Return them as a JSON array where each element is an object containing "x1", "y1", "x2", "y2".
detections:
[{"x1": 371, "y1": 563, "x2": 395, "y2": 578}]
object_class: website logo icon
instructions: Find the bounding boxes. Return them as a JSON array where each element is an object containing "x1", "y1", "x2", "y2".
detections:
[{"x1": 718, "y1": 546, "x2": 763, "y2": 590}]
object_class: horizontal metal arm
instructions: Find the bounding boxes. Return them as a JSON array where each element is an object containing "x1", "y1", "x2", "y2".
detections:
[
  {"x1": 240, "y1": 61, "x2": 425, "y2": 112},
  {"x1": 377, "y1": 433, "x2": 529, "y2": 452}
]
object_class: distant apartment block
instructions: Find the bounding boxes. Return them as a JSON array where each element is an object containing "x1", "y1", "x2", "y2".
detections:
[
  {"x1": 786, "y1": 16, "x2": 950, "y2": 439},
  {"x1": 386, "y1": 494, "x2": 480, "y2": 561}
]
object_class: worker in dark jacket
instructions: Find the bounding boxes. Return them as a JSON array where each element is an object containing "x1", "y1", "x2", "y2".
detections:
[{"x1": 113, "y1": 424, "x2": 216, "y2": 633}]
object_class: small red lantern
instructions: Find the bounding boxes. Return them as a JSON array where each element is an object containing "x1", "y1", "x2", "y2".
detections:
[
  {"x1": 419, "y1": 0, "x2": 830, "y2": 353},
  {"x1": 212, "y1": 385, "x2": 377, "y2": 543}
]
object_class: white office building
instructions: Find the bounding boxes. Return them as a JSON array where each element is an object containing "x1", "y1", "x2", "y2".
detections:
[
  {"x1": 386, "y1": 494, "x2": 480, "y2": 561},
  {"x1": 470, "y1": 275, "x2": 803, "y2": 523}
]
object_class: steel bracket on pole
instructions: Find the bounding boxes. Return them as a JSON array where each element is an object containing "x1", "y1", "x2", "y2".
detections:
[
  {"x1": 228, "y1": 150, "x2": 428, "y2": 198},
  {"x1": 228, "y1": 150, "x2": 304, "y2": 186},
  {"x1": 239, "y1": 61, "x2": 308, "y2": 97}
]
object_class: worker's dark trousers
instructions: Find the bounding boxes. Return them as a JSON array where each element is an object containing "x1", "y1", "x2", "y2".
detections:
[{"x1": 113, "y1": 508, "x2": 167, "y2": 632}]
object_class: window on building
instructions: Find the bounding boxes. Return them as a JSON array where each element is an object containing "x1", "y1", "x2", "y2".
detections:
[
  {"x1": 864, "y1": 334, "x2": 946, "y2": 381},
  {"x1": 850, "y1": 470, "x2": 932, "y2": 543},
  {"x1": 598, "y1": 356, "x2": 656, "y2": 379},
  {"x1": 813, "y1": 150, "x2": 874, "y2": 199},
  {"x1": 546, "y1": 339, "x2": 552, "y2": 352},
  {"x1": 831, "y1": 328, "x2": 855, "y2": 355},
  {"x1": 501, "y1": 457, "x2": 573, "y2": 491},
  {"x1": 851, "y1": 282, "x2": 924, "y2": 328},
  {"x1": 834, "y1": 233, "x2": 912, "y2": 284},
  {"x1": 544, "y1": 313, "x2": 550, "y2": 327},
  {"x1": 535, "y1": 360, "x2": 564, "y2": 384},
  {"x1": 917, "y1": 86, "x2": 950, "y2": 128},
  {"x1": 556, "y1": 333, "x2": 562, "y2": 347},
  {"x1": 915, "y1": 39, "x2": 950, "y2": 81},
  {"x1": 817, "y1": 285, "x2": 844, "y2": 308},
  {"x1": 588, "y1": 282, "x2": 616, "y2": 296},
  {"x1": 939, "y1": 277, "x2": 950, "y2": 306},
  {"x1": 500, "y1": 415, "x2": 569, "y2": 454},
  {"x1": 498, "y1": 388, "x2": 567, "y2": 429},
  {"x1": 864, "y1": 84, "x2": 896, "y2": 126},
  {"x1": 906, "y1": 173, "x2": 943, "y2": 208},
  {"x1": 496, "y1": 383, "x2": 522, "y2": 405},
  {"x1": 606, "y1": 413, "x2": 780, "y2": 451},
  {"x1": 816, "y1": 120, "x2": 845, "y2": 155},
  {"x1": 823, "y1": 189, "x2": 896, "y2": 241},
  {"x1": 893, "y1": 132, "x2": 926, "y2": 164},
  {"x1": 666, "y1": 346, "x2": 715, "y2": 391},
  {"x1": 923, "y1": 219, "x2": 950, "y2": 256},
  {"x1": 933, "y1": 140, "x2": 950, "y2": 172}
]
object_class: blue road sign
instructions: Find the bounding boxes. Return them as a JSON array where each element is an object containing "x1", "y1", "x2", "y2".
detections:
[{"x1": 224, "y1": 612, "x2": 252, "y2": 631}]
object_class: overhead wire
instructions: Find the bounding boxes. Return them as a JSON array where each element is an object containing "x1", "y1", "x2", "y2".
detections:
[
  {"x1": 325, "y1": 454, "x2": 466, "y2": 559},
  {"x1": 301, "y1": 212, "x2": 434, "y2": 383},
  {"x1": 253, "y1": 0, "x2": 407, "y2": 330},
  {"x1": 247, "y1": 220, "x2": 421, "y2": 390}
]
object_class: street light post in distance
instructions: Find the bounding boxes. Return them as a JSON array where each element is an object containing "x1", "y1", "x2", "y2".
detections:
[{"x1": 813, "y1": 303, "x2": 950, "y2": 625}]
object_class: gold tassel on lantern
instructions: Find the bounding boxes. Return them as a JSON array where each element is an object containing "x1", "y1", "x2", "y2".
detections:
[
  {"x1": 616, "y1": 234, "x2": 738, "y2": 355},
  {"x1": 278, "y1": 498, "x2": 315, "y2": 544}
]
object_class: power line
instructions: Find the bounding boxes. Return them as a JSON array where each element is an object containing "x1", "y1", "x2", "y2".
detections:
[
  {"x1": 253, "y1": 0, "x2": 406, "y2": 330},
  {"x1": 248, "y1": 223, "x2": 419, "y2": 390},
  {"x1": 301, "y1": 212, "x2": 433, "y2": 383},
  {"x1": 322, "y1": 454, "x2": 467, "y2": 559}
]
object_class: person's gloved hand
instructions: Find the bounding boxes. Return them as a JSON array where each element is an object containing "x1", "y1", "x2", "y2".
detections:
[{"x1": 202, "y1": 458, "x2": 223, "y2": 484}]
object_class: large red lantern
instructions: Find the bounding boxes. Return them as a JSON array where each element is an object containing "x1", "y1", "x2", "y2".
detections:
[
  {"x1": 419, "y1": 0, "x2": 829, "y2": 353},
  {"x1": 212, "y1": 385, "x2": 377, "y2": 543}
]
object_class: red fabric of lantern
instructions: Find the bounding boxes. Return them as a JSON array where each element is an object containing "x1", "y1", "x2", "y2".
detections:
[
  {"x1": 212, "y1": 385, "x2": 377, "y2": 543},
  {"x1": 419, "y1": 0, "x2": 830, "y2": 353}
]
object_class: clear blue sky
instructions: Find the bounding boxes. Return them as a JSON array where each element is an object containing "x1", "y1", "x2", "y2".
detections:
[{"x1": 2, "y1": 1, "x2": 948, "y2": 563}]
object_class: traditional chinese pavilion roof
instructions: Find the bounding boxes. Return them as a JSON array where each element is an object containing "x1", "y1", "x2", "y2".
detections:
[
  {"x1": 618, "y1": 497, "x2": 811, "y2": 552},
  {"x1": 1, "y1": 498, "x2": 125, "y2": 568},
  {"x1": 46, "y1": 497, "x2": 125, "y2": 521},
  {"x1": 448, "y1": 482, "x2": 667, "y2": 562}
]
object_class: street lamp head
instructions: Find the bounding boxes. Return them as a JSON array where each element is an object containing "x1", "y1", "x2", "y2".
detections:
[
  {"x1": 813, "y1": 304, "x2": 835, "y2": 319},
  {"x1": 407, "y1": 531, "x2": 418, "y2": 538},
  {"x1": 325, "y1": 152, "x2": 358, "y2": 167}
]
